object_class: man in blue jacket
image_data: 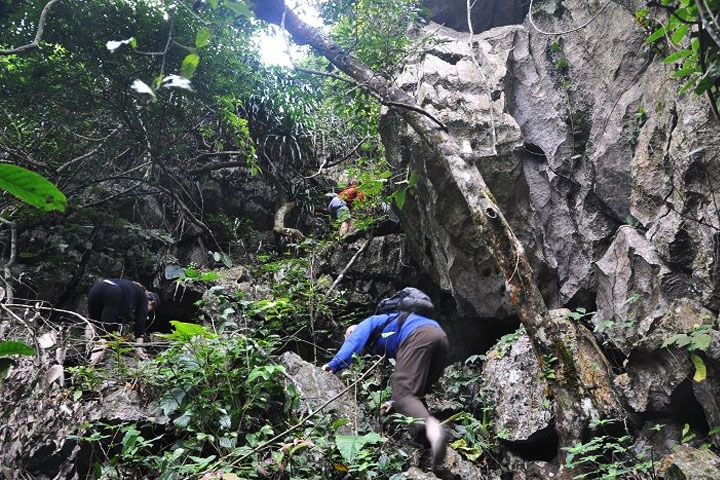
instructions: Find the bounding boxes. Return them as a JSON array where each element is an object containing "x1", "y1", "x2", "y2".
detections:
[{"x1": 322, "y1": 308, "x2": 449, "y2": 466}]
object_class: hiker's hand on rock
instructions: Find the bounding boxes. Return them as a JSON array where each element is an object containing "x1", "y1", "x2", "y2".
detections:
[
  {"x1": 322, "y1": 364, "x2": 334, "y2": 373},
  {"x1": 380, "y1": 401, "x2": 393, "y2": 414}
]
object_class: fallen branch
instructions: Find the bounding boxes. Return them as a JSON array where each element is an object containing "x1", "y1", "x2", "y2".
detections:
[
  {"x1": 0, "y1": 0, "x2": 61, "y2": 56},
  {"x1": 328, "y1": 234, "x2": 374, "y2": 294},
  {"x1": 189, "y1": 160, "x2": 247, "y2": 174}
]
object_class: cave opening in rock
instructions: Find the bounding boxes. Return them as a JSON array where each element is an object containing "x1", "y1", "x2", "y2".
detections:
[
  {"x1": 505, "y1": 423, "x2": 560, "y2": 461},
  {"x1": 149, "y1": 290, "x2": 202, "y2": 334},
  {"x1": 669, "y1": 379, "x2": 710, "y2": 437}
]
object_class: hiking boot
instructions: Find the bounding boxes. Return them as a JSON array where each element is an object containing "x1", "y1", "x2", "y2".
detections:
[{"x1": 426, "y1": 416, "x2": 447, "y2": 467}]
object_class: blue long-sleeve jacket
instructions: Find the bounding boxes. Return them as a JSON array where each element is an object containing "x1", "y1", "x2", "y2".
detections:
[{"x1": 327, "y1": 312, "x2": 442, "y2": 372}]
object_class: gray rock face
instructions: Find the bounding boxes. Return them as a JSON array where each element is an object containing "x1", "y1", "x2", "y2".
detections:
[
  {"x1": 659, "y1": 445, "x2": 720, "y2": 480},
  {"x1": 280, "y1": 351, "x2": 361, "y2": 434},
  {"x1": 614, "y1": 350, "x2": 691, "y2": 413},
  {"x1": 481, "y1": 334, "x2": 553, "y2": 442},
  {"x1": 384, "y1": 1, "x2": 720, "y2": 327},
  {"x1": 382, "y1": 24, "x2": 525, "y2": 321}
]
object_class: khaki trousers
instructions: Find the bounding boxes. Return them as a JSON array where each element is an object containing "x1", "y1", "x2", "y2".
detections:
[{"x1": 392, "y1": 325, "x2": 449, "y2": 421}]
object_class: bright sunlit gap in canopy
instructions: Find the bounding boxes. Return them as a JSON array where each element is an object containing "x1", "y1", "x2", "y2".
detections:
[{"x1": 255, "y1": 0, "x2": 324, "y2": 67}]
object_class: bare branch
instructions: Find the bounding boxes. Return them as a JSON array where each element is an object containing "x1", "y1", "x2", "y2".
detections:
[
  {"x1": 328, "y1": 234, "x2": 373, "y2": 294},
  {"x1": 56, "y1": 128, "x2": 121, "y2": 173},
  {"x1": 189, "y1": 159, "x2": 247, "y2": 174},
  {"x1": 0, "y1": 216, "x2": 18, "y2": 303},
  {"x1": 0, "y1": 0, "x2": 61, "y2": 56}
]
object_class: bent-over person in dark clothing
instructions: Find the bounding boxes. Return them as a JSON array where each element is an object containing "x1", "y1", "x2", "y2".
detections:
[
  {"x1": 322, "y1": 310, "x2": 449, "y2": 466},
  {"x1": 87, "y1": 279, "x2": 159, "y2": 364}
]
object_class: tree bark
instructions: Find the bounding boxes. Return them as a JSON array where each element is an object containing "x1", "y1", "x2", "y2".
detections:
[
  {"x1": 252, "y1": 0, "x2": 623, "y2": 456},
  {"x1": 274, "y1": 200, "x2": 305, "y2": 244},
  {"x1": 0, "y1": 0, "x2": 61, "y2": 56}
]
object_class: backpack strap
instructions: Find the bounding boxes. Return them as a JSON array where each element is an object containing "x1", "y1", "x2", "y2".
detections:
[{"x1": 367, "y1": 311, "x2": 412, "y2": 352}]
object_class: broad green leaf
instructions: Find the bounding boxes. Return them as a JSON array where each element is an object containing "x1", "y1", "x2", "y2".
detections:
[
  {"x1": 219, "y1": 414, "x2": 232, "y2": 430},
  {"x1": 335, "y1": 432, "x2": 385, "y2": 463},
  {"x1": 199, "y1": 271, "x2": 220, "y2": 282},
  {"x1": 173, "y1": 412, "x2": 192, "y2": 428},
  {"x1": 209, "y1": 0, "x2": 218, "y2": 8},
  {"x1": 122, "y1": 426, "x2": 141, "y2": 450},
  {"x1": 0, "y1": 340, "x2": 34, "y2": 357},
  {"x1": 160, "y1": 387, "x2": 187, "y2": 415},
  {"x1": 130, "y1": 79, "x2": 156, "y2": 99},
  {"x1": 181, "y1": 53, "x2": 200, "y2": 79},
  {"x1": 646, "y1": 26, "x2": 668, "y2": 44},
  {"x1": 671, "y1": 24, "x2": 689, "y2": 45},
  {"x1": 692, "y1": 333, "x2": 712, "y2": 351},
  {"x1": 169, "y1": 320, "x2": 209, "y2": 340},
  {"x1": 394, "y1": 188, "x2": 406, "y2": 210},
  {"x1": 196, "y1": 27, "x2": 213, "y2": 48},
  {"x1": 691, "y1": 354, "x2": 706, "y2": 382},
  {"x1": 664, "y1": 49, "x2": 691, "y2": 64},
  {"x1": 0, "y1": 164, "x2": 66, "y2": 212},
  {"x1": 183, "y1": 268, "x2": 200, "y2": 279},
  {"x1": 161, "y1": 75, "x2": 194, "y2": 91},
  {"x1": 106, "y1": 37, "x2": 136, "y2": 52}
]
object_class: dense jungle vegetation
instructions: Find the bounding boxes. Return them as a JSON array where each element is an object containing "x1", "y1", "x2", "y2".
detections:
[{"x1": 2, "y1": 0, "x2": 720, "y2": 479}]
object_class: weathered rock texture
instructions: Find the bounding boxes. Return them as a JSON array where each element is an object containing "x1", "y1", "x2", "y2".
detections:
[
  {"x1": 280, "y1": 351, "x2": 361, "y2": 434},
  {"x1": 0, "y1": 317, "x2": 167, "y2": 479},
  {"x1": 659, "y1": 445, "x2": 720, "y2": 480},
  {"x1": 481, "y1": 334, "x2": 553, "y2": 443},
  {"x1": 380, "y1": 0, "x2": 720, "y2": 462}
]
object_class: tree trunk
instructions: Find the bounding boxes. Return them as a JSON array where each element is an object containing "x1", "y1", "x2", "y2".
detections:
[{"x1": 252, "y1": 0, "x2": 623, "y2": 456}]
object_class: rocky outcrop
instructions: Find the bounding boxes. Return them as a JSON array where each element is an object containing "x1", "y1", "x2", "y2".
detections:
[
  {"x1": 481, "y1": 333, "x2": 553, "y2": 443},
  {"x1": 280, "y1": 351, "x2": 361, "y2": 434},
  {"x1": 383, "y1": 0, "x2": 720, "y2": 324},
  {"x1": 658, "y1": 445, "x2": 720, "y2": 480},
  {"x1": 381, "y1": 0, "x2": 720, "y2": 450}
]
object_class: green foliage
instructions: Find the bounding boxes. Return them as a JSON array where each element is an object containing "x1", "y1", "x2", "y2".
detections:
[
  {"x1": 565, "y1": 432, "x2": 654, "y2": 479},
  {"x1": 335, "y1": 432, "x2": 386, "y2": 463},
  {"x1": 0, "y1": 339, "x2": 34, "y2": 378},
  {"x1": 493, "y1": 325, "x2": 526, "y2": 359},
  {"x1": 247, "y1": 254, "x2": 346, "y2": 340},
  {"x1": 540, "y1": 354, "x2": 558, "y2": 381},
  {"x1": 662, "y1": 323, "x2": 713, "y2": 352},
  {"x1": 0, "y1": 164, "x2": 66, "y2": 212},
  {"x1": 663, "y1": 323, "x2": 714, "y2": 382},
  {"x1": 447, "y1": 410, "x2": 505, "y2": 463},
  {"x1": 327, "y1": 0, "x2": 423, "y2": 75},
  {"x1": 642, "y1": 1, "x2": 720, "y2": 116}
]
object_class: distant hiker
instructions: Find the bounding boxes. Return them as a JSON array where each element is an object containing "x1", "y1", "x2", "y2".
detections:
[
  {"x1": 322, "y1": 287, "x2": 449, "y2": 466},
  {"x1": 328, "y1": 178, "x2": 365, "y2": 237},
  {"x1": 86, "y1": 279, "x2": 160, "y2": 364}
]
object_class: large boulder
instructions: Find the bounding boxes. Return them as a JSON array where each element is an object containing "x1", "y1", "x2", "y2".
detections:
[
  {"x1": 280, "y1": 351, "x2": 361, "y2": 434},
  {"x1": 382, "y1": 0, "x2": 720, "y2": 354},
  {"x1": 481, "y1": 333, "x2": 553, "y2": 442},
  {"x1": 658, "y1": 445, "x2": 720, "y2": 480}
]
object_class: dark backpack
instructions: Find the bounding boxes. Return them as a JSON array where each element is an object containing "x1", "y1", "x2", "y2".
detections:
[
  {"x1": 375, "y1": 287, "x2": 434, "y2": 316},
  {"x1": 367, "y1": 288, "x2": 435, "y2": 349}
]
